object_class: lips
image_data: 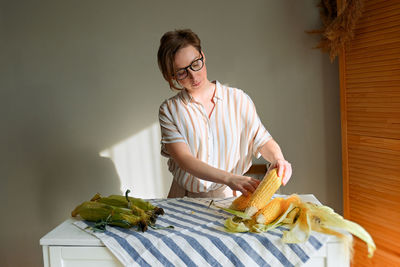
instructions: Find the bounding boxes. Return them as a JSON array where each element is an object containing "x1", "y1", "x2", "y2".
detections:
[{"x1": 192, "y1": 80, "x2": 201, "y2": 87}]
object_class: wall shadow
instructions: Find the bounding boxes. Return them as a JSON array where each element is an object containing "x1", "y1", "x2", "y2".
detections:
[{"x1": 38, "y1": 149, "x2": 122, "y2": 226}]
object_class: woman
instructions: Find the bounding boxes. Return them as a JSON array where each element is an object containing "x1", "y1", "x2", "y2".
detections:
[{"x1": 157, "y1": 29, "x2": 292, "y2": 198}]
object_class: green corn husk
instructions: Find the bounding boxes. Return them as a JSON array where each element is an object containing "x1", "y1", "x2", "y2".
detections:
[
  {"x1": 305, "y1": 202, "x2": 375, "y2": 258},
  {"x1": 219, "y1": 194, "x2": 376, "y2": 260},
  {"x1": 91, "y1": 190, "x2": 162, "y2": 224},
  {"x1": 71, "y1": 201, "x2": 148, "y2": 231},
  {"x1": 94, "y1": 190, "x2": 164, "y2": 216},
  {"x1": 224, "y1": 217, "x2": 249, "y2": 232},
  {"x1": 95, "y1": 196, "x2": 128, "y2": 207},
  {"x1": 71, "y1": 201, "x2": 114, "y2": 220},
  {"x1": 110, "y1": 213, "x2": 148, "y2": 231},
  {"x1": 71, "y1": 190, "x2": 168, "y2": 232},
  {"x1": 106, "y1": 194, "x2": 164, "y2": 215},
  {"x1": 279, "y1": 202, "x2": 376, "y2": 258},
  {"x1": 209, "y1": 200, "x2": 251, "y2": 220}
]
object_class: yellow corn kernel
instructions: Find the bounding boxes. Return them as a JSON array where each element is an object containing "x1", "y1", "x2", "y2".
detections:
[
  {"x1": 245, "y1": 169, "x2": 282, "y2": 216},
  {"x1": 255, "y1": 197, "x2": 285, "y2": 224},
  {"x1": 229, "y1": 193, "x2": 253, "y2": 211}
]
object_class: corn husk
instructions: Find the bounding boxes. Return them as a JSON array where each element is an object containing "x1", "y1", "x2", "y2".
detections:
[{"x1": 220, "y1": 194, "x2": 376, "y2": 259}]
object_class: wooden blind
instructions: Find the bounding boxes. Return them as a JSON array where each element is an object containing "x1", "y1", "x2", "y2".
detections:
[{"x1": 340, "y1": 0, "x2": 400, "y2": 265}]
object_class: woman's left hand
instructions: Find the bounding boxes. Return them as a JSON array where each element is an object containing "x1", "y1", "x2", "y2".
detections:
[{"x1": 268, "y1": 159, "x2": 292, "y2": 186}]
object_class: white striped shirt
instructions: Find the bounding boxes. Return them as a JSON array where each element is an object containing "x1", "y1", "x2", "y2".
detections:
[{"x1": 158, "y1": 81, "x2": 271, "y2": 193}]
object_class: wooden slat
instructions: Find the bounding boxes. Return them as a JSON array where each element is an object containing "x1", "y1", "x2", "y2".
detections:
[
  {"x1": 362, "y1": 0, "x2": 400, "y2": 11},
  {"x1": 348, "y1": 125, "x2": 400, "y2": 136},
  {"x1": 349, "y1": 149, "x2": 400, "y2": 167},
  {"x1": 356, "y1": 15, "x2": 400, "y2": 32},
  {"x1": 357, "y1": 2, "x2": 400, "y2": 25},
  {"x1": 346, "y1": 80, "x2": 400, "y2": 89},
  {"x1": 347, "y1": 32, "x2": 400, "y2": 50},
  {"x1": 348, "y1": 183, "x2": 400, "y2": 209},
  {"x1": 347, "y1": 106, "x2": 400, "y2": 112},
  {"x1": 355, "y1": 19, "x2": 400, "y2": 39},
  {"x1": 346, "y1": 62, "x2": 400, "y2": 75},
  {"x1": 347, "y1": 131, "x2": 400, "y2": 140},
  {"x1": 348, "y1": 112, "x2": 400, "y2": 122},
  {"x1": 352, "y1": 239, "x2": 400, "y2": 266},
  {"x1": 347, "y1": 50, "x2": 400, "y2": 63},
  {"x1": 340, "y1": 0, "x2": 400, "y2": 264},
  {"x1": 349, "y1": 160, "x2": 400, "y2": 179},
  {"x1": 349, "y1": 160, "x2": 400, "y2": 177},
  {"x1": 347, "y1": 118, "x2": 400, "y2": 127},
  {"x1": 348, "y1": 206, "x2": 400, "y2": 242},
  {"x1": 346, "y1": 41, "x2": 400, "y2": 59},
  {"x1": 347, "y1": 134, "x2": 400, "y2": 151},
  {"x1": 358, "y1": 9, "x2": 400, "y2": 30},
  {"x1": 348, "y1": 201, "x2": 400, "y2": 254},
  {"x1": 349, "y1": 173, "x2": 399, "y2": 195},
  {"x1": 346, "y1": 68, "x2": 400, "y2": 78},
  {"x1": 348, "y1": 206, "x2": 400, "y2": 237},
  {"x1": 346, "y1": 85, "x2": 400, "y2": 93},
  {"x1": 347, "y1": 91, "x2": 400, "y2": 98},
  {"x1": 346, "y1": 74, "x2": 400, "y2": 84},
  {"x1": 363, "y1": 0, "x2": 399, "y2": 7},
  {"x1": 347, "y1": 127, "x2": 400, "y2": 143},
  {"x1": 348, "y1": 101, "x2": 400, "y2": 108},
  {"x1": 360, "y1": 1, "x2": 400, "y2": 16}
]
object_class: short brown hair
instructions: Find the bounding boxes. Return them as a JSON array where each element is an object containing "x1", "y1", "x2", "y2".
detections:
[{"x1": 157, "y1": 29, "x2": 202, "y2": 90}]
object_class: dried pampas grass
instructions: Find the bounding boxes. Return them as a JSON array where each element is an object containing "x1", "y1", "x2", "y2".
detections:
[{"x1": 308, "y1": 0, "x2": 365, "y2": 62}]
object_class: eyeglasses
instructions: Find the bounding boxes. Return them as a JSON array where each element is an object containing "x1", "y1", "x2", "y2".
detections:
[{"x1": 174, "y1": 55, "x2": 204, "y2": 80}]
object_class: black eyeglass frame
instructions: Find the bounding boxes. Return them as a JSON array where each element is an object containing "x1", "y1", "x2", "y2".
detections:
[{"x1": 173, "y1": 53, "x2": 204, "y2": 80}]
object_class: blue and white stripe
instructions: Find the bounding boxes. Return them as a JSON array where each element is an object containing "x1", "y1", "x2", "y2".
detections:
[{"x1": 74, "y1": 196, "x2": 328, "y2": 267}]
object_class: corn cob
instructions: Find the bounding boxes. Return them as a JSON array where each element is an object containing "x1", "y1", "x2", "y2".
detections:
[
  {"x1": 71, "y1": 201, "x2": 148, "y2": 231},
  {"x1": 229, "y1": 193, "x2": 252, "y2": 211},
  {"x1": 222, "y1": 191, "x2": 376, "y2": 259},
  {"x1": 97, "y1": 196, "x2": 158, "y2": 224},
  {"x1": 245, "y1": 168, "x2": 282, "y2": 217},
  {"x1": 95, "y1": 195, "x2": 128, "y2": 207},
  {"x1": 71, "y1": 201, "x2": 114, "y2": 219},
  {"x1": 255, "y1": 197, "x2": 285, "y2": 224},
  {"x1": 105, "y1": 194, "x2": 164, "y2": 215},
  {"x1": 91, "y1": 190, "x2": 163, "y2": 219}
]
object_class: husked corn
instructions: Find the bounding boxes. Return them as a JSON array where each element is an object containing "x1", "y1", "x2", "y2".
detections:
[
  {"x1": 245, "y1": 169, "x2": 282, "y2": 216},
  {"x1": 255, "y1": 197, "x2": 286, "y2": 224}
]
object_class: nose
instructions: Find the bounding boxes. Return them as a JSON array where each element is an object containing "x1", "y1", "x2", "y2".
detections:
[{"x1": 187, "y1": 69, "x2": 196, "y2": 80}]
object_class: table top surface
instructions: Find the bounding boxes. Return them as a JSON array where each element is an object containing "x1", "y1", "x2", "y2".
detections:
[{"x1": 40, "y1": 194, "x2": 328, "y2": 247}]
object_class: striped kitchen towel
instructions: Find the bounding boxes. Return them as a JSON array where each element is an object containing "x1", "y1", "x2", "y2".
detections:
[{"x1": 74, "y1": 195, "x2": 329, "y2": 267}]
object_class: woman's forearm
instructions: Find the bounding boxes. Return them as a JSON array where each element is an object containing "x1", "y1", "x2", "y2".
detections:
[
  {"x1": 259, "y1": 138, "x2": 292, "y2": 185},
  {"x1": 165, "y1": 142, "x2": 230, "y2": 185},
  {"x1": 164, "y1": 142, "x2": 259, "y2": 194},
  {"x1": 259, "y1": 138, "x2": 285, "y2": 163}
]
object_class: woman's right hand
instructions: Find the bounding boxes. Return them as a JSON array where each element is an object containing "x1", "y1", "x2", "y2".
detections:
[{"x1": 227, "y1": 175, "x2": 260, "y2": 196}]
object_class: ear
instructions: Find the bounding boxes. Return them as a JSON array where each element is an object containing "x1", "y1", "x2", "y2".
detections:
[{"x1": 201, "y1": 51, "x2": 206, "y2": 63}]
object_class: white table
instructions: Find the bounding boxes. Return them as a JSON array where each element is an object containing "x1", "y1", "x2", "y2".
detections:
[{"x1": 40, "y1": 195, "x2": 350, "y2": 267}]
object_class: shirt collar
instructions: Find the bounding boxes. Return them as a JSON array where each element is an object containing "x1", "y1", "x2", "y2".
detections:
[
  {"x1": 179, "y1": 88, "x2": 192, "y2": 105},
  {"x1": 213, "y1": 80, "x2": 223, "y2": 102},
  {"x1": 179, "y1": 80, "x2": 223, "y2": 105}
]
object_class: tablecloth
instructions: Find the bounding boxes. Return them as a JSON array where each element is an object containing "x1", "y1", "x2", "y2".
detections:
[{"x1": 74, "y1": 195, "x2": 330, "y2": 267}]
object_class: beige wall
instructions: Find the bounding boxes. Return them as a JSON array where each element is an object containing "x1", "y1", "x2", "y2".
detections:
[{"x1": 0, "y1": 0, "x2": 341, "y2": 266}]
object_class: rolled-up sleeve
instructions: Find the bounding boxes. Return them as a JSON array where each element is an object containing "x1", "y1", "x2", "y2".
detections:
[
  {"x1": 158, "y1": 100, "x2": 186, "y2": 157},
  {"x1": 243, "y1": 93, "x2": 272, "y2": 158}
]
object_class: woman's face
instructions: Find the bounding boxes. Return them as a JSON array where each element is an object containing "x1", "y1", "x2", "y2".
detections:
[{"x1": 173, "y1": 45, "x2": 208, "y2": 92}]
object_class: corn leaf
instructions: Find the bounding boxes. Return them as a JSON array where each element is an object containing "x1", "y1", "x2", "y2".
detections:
[{"x1": 224, "y1": 217, "x2": 249, "y2": 232}]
